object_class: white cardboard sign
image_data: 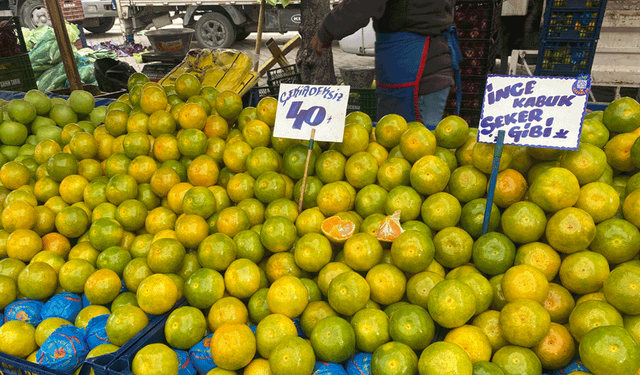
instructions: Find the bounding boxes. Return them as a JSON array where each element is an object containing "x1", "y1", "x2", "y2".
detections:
[
  {"x1": 273, "y1": 84, "x2": 350, "y2": 143},
  {"x1": 477, "y1": 74, "x2": 591, "y2": 150}
]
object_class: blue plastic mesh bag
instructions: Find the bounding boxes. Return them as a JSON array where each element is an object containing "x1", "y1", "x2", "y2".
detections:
[
  {"x1": 36, "y1": 325, "x2": 89, "y2": 372},
  {"x1": 345, "y1": 353, "x2": 372, "y2": 375},
  {"x1": 189, "y1": 334, "x2": 217, "y2": 375},
  {"x1": 552, "y1": 357, "x2": 590, "y2": 374},
  {"x1": 3, "y1": 299, "x2": 44, "y2": 326},
  {"x1": 41, "y1": 292, "x2": 83, "y2": 322},
  {"x1": 293, "y1": 317, "x2": 306, "y2": 338},
  {"x1": 175, "y1": 349, "x2": 197, "y2": 375},
  {"x1": 313, "y1": 361, "x2": 349, "y2": 375},
  {"x1": 84, "y1": 314, "x2": 111, "y2": 349},
  {"x1": 82, "y1": 294, "x2": 92, "y2": 308}
]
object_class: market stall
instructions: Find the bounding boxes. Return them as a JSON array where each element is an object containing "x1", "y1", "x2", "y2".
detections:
[{"x1": 1, "y1": 0, "x2": 640, "y2": 374}]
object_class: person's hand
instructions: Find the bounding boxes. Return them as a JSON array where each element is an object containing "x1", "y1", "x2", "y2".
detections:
[{"x1": 311, "y1": 34, "x2": 330, "y2": 56}]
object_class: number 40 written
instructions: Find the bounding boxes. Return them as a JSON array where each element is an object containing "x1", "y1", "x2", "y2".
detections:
[{"x1": 286, "y1": 101, "x2": 327, "y2": 130}]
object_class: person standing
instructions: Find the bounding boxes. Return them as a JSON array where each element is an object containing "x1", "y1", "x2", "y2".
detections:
[{"x1": 311, "y1": 0, "x2": 459, "y2": 128}]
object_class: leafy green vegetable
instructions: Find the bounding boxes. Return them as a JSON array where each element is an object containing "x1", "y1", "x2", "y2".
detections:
[{"x1": 265, "y1": 0, "x2": 290, "y2": 7}]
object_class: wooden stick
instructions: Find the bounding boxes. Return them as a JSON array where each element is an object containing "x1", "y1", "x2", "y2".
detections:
[
  {"x1": 45, "y1": 0, "x2": 82, "y2": 91},
  {"x1": 482, "y1": 130, "x2": 506, "y2": 235},
  {"x1": 258, "y1": 34, "x2": 301, "y2": 76},
  {"x1": 298, "y1": 129, "x2": 317, "y2": 213},
  {"x1": 254, "y1": 0, "x2": 266, "y2": 72},
  {"x1": 266, "y1": 38, "x2": 290, "y2": 67}
]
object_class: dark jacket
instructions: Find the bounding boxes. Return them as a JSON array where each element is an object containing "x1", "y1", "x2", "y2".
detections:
[{"x1": 318, "y1": 0, "x2": 455, "y2": 95}]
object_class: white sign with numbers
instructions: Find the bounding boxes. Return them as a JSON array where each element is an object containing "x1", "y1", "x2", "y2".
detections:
[{"x1": 273, "y1": 84, "x2": 351, "y2": 143}]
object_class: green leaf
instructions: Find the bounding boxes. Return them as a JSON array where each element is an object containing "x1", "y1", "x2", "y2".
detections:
[{"x1": 263, "y1": 0, "x2": 289, "y2": 7}]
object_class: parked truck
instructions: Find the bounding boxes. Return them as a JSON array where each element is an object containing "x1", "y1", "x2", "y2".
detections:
[
  {"x1": 0, "y1": 0, "x2": 318, "y2": 45},
  {"x1": 0, "y1": 0, "x2": 118, "y2": 33},
  {"x1": 115, "y1": 0, "x2": 337, "y2": 49}
]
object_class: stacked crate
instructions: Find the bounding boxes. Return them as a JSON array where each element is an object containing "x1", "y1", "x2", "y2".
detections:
[
  {"x1": 44, "y1": 0, "x2": 85, "y2": 22},
  {"x1": 534, "y1": 0, "x2": 608, "y2": 77},
  {"x1": 443, "y1": 0, "x2": 502, "y2": 127},
  {"x1": 249, "y1": 64, "x2": 301, "y2": 106},
  {"x1": 0, "y1": 17, "x2": 36, "y2": 92},
  {"x1": 347, "y1": 89, "x2": 377, "y2": 120}
]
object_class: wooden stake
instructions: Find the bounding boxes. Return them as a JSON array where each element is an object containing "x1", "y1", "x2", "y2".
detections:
[
  {"x1": 254, "y1": 0, "x2": 266, "y2": 72},
  {"x1": 266, "y1": 38, "x2": 290, "y2": 67},
  {"x1": 483, "y1": 130, "x2": 506, "y2": 235},
  {"x1": 258, "y1": 35, "x2": 301, "y2": 76},
  {"x1": 45, "y1": 0, "x2": 82, "y2": 91},
  {"x1": 298, "y1": 129, "x2": 316, "y2": 213}
]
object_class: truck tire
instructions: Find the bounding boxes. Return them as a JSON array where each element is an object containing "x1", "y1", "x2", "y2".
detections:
[
  {"x1": 84, "y1": 17, "x2": 116, "y2": 34},
  {"x1": 195, "y1": 12, "x2": 236, "y2": 49},
  {"x1": 19, "y1": 0, "x2": 51, "y2": 29}
]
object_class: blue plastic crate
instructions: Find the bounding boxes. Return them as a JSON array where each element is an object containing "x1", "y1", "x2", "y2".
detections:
[
  {"x1": 0, "y1": 354, "x2": 67, "y2": 375},
  {"x1": 540, "y1": 0, "x2": 607, "y2": 40},
  {"x1": 586, "y1": 102, "x2": 608, "y2": 112},
  {"x1": 105, "y1": 308, "x2": 184, "y2": 375},
  {"x1": 549, "y1": 0, "x2": 604, "y2": 9},
  {"x1": 534, "y1": 40, "x2": 598, "y2": 76},
  {"x1": 541, "y1": 9, "x2": 606, "y2": 39},
  {"x1": 0, "y1": 299, "x2": 185, "y2": 375},
  {"x1": 0, "y1": 339, "x2": 116, "y2": 375},
  {"x1": 77, "y1": 299, "x2": 186, "y2": 375}
]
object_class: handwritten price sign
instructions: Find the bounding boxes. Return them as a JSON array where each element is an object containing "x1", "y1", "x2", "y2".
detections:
[
  {"x1": 273, "y1": 84, "x2": 350, "y2": 142},
  {"x1": 478, "y1": 74, "x2": 591, "y2": 150}
]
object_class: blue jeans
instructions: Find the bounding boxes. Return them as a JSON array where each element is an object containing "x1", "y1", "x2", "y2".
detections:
[{"x1": 418, "y1": 87, "x2": 451, "y2": 129}]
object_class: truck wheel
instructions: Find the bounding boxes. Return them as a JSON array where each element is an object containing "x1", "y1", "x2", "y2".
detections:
[
  {"x1": 19, "y1": 0, "x2": 51, "y2": 29},
  {"x1": 195, "y1": 12, "x2": 236, "y2": 49},
  {"x1": 84, "y1": 17, "x2": 116, "y2": 34}
]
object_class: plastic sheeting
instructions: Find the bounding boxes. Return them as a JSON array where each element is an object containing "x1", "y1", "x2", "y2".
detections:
[
  {"x1": 36, "y1": 325, "x2": 90, "y2": 372},
  {"x1": 345, "y1": 353, "x2": 372, "y2": 375},
  {"x1": 159, "y1": 49, "x2": 257, "y2": 97},
  {"x1": 174, "y1": 349, "x2": 198, "y2": 375},
  {"x1": 84, "y1": 314, "x2": 111, "y2": 350},
  {"x1": 313, "y1": 362, "x2": 349, "y2": 375},
  {"x1": 3, "y1": 299, "x2": 44, "y2": 326},
  {"x1": 26, "y1": 26, "x2": 118, "y2": 92},
  {"x1": 188, "y1": 334, "x2": 217, "y2": 375},
  {"x1": 40, "y1": 292, "x2": 83, "y2": 322}
]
